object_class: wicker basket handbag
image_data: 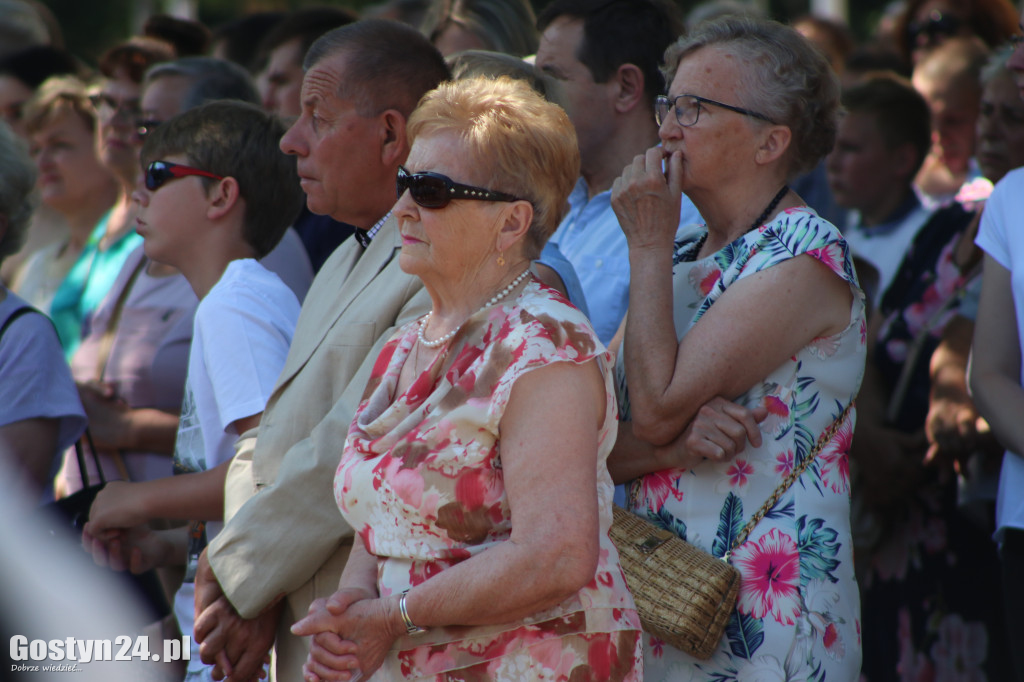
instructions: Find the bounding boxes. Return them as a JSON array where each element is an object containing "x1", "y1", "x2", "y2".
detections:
[{"x1": 610, "y1": 404, "x2": 852, "y2": 660}]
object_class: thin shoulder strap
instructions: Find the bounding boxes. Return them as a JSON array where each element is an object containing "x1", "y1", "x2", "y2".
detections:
[
  {"x1": 0, "y1": 303, "x2": 107, "y2": 487},
  {"x1": 725, "y1": 402, "x2": 854, "y2": 560},
  {"x1": 0, "y1": 305, "x2": 40, "y2": 342},
  {"x1": 93, "y1": 255, "x2": 148, "y2": 382}
]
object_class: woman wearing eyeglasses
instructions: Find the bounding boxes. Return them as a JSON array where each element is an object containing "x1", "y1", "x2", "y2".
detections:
[
  {"x1": 47, "y1": 38, "x2": 172, "y2": 361},
  {"x1": 292, "y1": 77, "x2": 641, "y2": 681},
  {"x1": 609, "y1": 16, "x2": 865, "y2": 680}
]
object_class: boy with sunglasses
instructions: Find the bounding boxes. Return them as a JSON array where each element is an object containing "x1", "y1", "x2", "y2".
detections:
[{"x1": 82, "y1": 100, "x2": 305, "y2": 680}]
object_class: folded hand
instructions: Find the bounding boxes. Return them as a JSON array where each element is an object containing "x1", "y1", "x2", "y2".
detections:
[
  {"x1": 657, "y1": 397, "x2": 767, "y2": 469},
  {"x1": 194, "y1": 550, "x2": 281, "y2": 682},
  {"x1": 291, "y1": 589, "x2": 394, "y2": 682}
]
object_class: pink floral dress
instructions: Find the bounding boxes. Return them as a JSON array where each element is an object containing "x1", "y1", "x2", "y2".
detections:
[
  {"x1": 619, "y1": 208, "x2": 866, "y2": 681},
  {"x1": 335, "y1": 279, "x2": 642, "y2": 681}
]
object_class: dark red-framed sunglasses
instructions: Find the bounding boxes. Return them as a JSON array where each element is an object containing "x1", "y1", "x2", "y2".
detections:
[{"x1": 145, "y1": 160, "x2": 223, "y2": 191}]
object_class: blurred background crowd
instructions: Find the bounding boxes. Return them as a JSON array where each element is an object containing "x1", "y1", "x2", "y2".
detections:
[{"x1": 3, "y1": 0, "x2": 1024, "y2": 680}]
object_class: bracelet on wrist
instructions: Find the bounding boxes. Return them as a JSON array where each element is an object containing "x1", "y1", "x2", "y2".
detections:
[{"x1": 399, "y1": 590, "x2": 428, "y2": 636}]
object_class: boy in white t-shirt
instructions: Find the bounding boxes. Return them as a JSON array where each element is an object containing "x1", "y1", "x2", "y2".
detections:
[{"x1": 82, "y1": 100, "x2": 305, "y2": 680}]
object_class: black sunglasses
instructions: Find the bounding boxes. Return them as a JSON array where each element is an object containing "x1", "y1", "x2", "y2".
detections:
[
  {"x1": 396, "y1": 165, "x2": 521, "y2": 209},
  {"x1": 907, "y1": 11, "x2": 962, "y2": 46},
  {"x1": 145, "y1": 160, "x2": 223, "y2": 191}
]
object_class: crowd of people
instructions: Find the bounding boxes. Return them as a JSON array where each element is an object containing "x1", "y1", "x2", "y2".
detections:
[{"x1": 2, "y1": 0, "x2": 1024, "y2": 680}]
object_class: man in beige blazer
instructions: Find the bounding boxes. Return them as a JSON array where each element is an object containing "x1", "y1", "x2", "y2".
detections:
[{"x1": 190, "y1": 21, "x2": 448, "y2": 681}]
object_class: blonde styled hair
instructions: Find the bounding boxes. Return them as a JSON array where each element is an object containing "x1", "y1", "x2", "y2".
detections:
[
  {"x1": 407, "y1": 77, "x2": 579, "y2": 258},
  {"x1": 23, "y1": 74, "x2": 95, "y2": 136}
]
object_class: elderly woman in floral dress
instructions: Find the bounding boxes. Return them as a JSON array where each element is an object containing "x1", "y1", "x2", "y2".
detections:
[
  {"x1": 292, "y1": 76, "x2": 641, "y2": 681},
  {"x1": 610, "y1": 16, "x2": 866, "y2": 681}
]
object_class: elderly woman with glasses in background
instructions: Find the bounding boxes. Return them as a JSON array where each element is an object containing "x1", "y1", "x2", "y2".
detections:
[
  {"x1": 609, "y1": 16, "x2": 865, "y2": 680},
  {"x1": 292, "y1": 76, "x2": 641, "y2": 682},
  {"x1": 47, "y1": 37, "x2": 172, "y2": 361}
]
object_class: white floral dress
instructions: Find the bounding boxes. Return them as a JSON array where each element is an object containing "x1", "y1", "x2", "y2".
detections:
[
  {"x1": 336, "y1": 279, "x2": 642, "y2": 681},
  {"x1": 620, "y1": 208, "x2": 866, "y2": 681}
]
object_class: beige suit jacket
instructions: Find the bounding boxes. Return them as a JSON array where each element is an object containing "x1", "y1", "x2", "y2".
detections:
[{"x1": 206, "y1": 215, "x2": 429, "y2": 680}]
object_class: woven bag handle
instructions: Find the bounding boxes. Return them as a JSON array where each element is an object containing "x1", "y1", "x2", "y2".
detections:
[{"x1": 723, "y1": 402, "x2": 853, "y2": 561}]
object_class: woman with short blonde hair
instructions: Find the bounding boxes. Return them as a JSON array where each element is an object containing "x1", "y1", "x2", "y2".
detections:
[
  {"x1": 13, "y1": 75, "x2": 117, "y2": 311},
  {"x1": 294, "y1": 76, "x2": 641, "y2": 681}
]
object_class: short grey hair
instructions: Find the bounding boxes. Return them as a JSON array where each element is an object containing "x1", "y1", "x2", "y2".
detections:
[
  {"x1": 663, "y1": 15, "x2": 840, "y2": 178},
  {"x1": 0, "y1": 120, "x2": 37, "y2": 262},
  {"x1": 143, "y1": 56, "x2": 259, "y2": 111},
  {"x1": 303, "y1": 19, "x2": 450, "y2": 118}
]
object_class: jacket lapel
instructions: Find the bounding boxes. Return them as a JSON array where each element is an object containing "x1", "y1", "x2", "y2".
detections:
[{"x1": 274, "y1": 215, "x2": 402, "y2": 387}]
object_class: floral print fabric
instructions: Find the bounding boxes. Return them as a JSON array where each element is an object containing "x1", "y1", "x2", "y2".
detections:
[
  {"x1": 622, "y1": 208, "x2": 866, "y2": 681},
  {"x1": 859, "y1": 202, "x2": 1013, "y2": 680},
  {"x1": 335, "y1": 279, "x2": 641, "y2": 681}
]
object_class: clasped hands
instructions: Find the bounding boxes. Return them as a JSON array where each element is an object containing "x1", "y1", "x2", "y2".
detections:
[{"x1": 290, "y1": 587, "x2": 400, "y2": 682}]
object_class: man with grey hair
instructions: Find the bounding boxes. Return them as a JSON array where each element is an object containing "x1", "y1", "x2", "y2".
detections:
[
  {"x1": 140, "y1": 56, "x2": 314, "y2": 300},
  {"x1": 189, "y1": 21, "x2": 447, "y2": 681}
]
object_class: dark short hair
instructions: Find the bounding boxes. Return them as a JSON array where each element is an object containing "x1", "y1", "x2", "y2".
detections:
[
  {"x1": 140, "y1": 101, "x2": 303, "y2": 258},
  {"x1": 0, "y1": 45, "x2": 81, "y2": 88},
  {"x1": 143, "y1": 14, "x2": 212, "y2": 57},
  {"x1": 538, "y1": 0, "x2": 683, "y2": 109},
  {"x1": 845, "y1": 45, "x2": 911, "y2": 80},
  {"x1": 211, "y1": 11, "x2": 286, "y2": 73},
  {"x1": 144, "y1": 57, "x2": 259, "y2": 110},
  {"x1": 447, "y1": 50, "x2": 552, "y2": 101},
  {"x1": 98, "y1": 37, "x2": 175, "y2": 84},
  {"x1": 304, "y1": 19, "x2": 450, "y2": 118},
  {"x1": 256, "y1": 7, "x2": 357, "y2": 72},
  {"x1": 841, "y1": 73, "x2": 932, "y2": 178}
]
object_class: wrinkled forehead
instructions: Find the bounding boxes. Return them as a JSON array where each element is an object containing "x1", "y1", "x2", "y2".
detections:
[
  {"x1": 300, "y1": 50, "x2": 355, "y2": 104},
  {"x1": 669, "y1": 45, "x2": 746, "y2": 96}
]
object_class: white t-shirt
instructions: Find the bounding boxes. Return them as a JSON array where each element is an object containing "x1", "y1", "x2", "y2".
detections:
[
  {"x1": 841, "y1": 202, "x2": 933, "y2": 304},
  {"x1": 975, "y1": 167, "x2": 1024, "y2": 540},
  {"x1": 171, "y1": 258, "x2": 300, "y2": 673}
]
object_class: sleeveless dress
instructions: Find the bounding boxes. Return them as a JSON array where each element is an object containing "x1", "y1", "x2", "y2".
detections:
[
  {"x1": 335, "y1": 279, "x2": 642, "y2": 681},
  {"x1": 620, "y1": 208, "x2": 866, "y2": 681}
]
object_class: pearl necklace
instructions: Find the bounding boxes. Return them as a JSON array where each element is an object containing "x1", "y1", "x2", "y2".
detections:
[{"x1": 417, "y1": 268, "x2": 532, "y2": 348}]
